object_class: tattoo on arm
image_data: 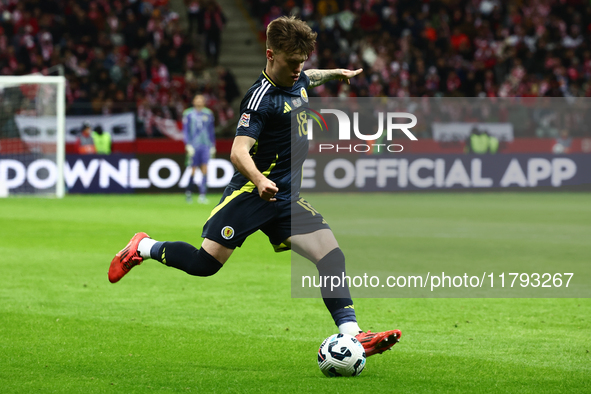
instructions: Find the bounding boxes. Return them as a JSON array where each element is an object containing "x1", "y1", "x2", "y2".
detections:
[{"x1": 305, "y1": 69, "x2": 339, "y2": 88}]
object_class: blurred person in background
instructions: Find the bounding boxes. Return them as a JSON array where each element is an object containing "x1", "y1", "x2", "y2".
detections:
[
  {"x1": 92, "y1": 125, "x2": 112, "y2": 155},
  {"x1": 202, "y1": 0, "x2": 226, "y2": 66},
  {"x1": 553, "y1": 129, "x2": 572, "y2": 154},
  {"x1": 183, "y1": 93, "x2": 216, "y2": 204},
  {"x1": 465, "y1": 127, "x2": 499, "y2": 154},
  {"x1": 75, "y1": 121, "x2": 97, "y2": 154}
]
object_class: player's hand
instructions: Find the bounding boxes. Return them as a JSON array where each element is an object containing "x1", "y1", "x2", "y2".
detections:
[
  {"x1": 210, "y1": 146, "x2": 216, "y2": 158},
  {"x1": 337, "y1": 68, "x2": 363, "y2": 84},
  {"x1": 185, "y1": 145, "x2": 195, "y2": 157},
  {"x1": 257, "y1": 178, "x2": 279, "y2": 202}
]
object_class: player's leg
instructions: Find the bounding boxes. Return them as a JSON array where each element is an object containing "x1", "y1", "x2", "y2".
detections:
[
  {"x1": 198, "y1": 162, "x2": 208, "y2": 203},
  {"x1": 186, "y1": 146, "x2": 198, "y2": 202},
  {"x1": 108, "y1": 233, "x2": 232, "y2": 283},
  {"x1": 287, "y1": 198, "x2": 401, "y2": 356},
  {"x1": 263, "y1": 199, "x2": 361, "y2": 335},
  {"x1": 288, "y1": 228, "x2": 336, "y2": 262},
  {"x1": 109, "y1": 186, "x2": 234, "y2": 283},
  {"x1": 289, "y1": 230, "x2": 401, "y2": 356},
  {"x1": 142, "y1": 236, "x2": 232, "y2": 269},
  {"x1": 289, "y1": 229, "x2": 361, "y2": 336},
  {"x1": 109, "y1": 189, "x2": 275, "y2": 283},
  {"x1": 192, "y1": 146, "x2": 208, "y2": 203},
  {"x1": 186, "y1": 167, "x2": 196, "y2": 203}
]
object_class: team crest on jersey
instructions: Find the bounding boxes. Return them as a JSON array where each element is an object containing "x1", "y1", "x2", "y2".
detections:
[
  {"x1": 300, "y1": 87, "x2": 308, "y2": 103},
  {"x1": 221, "y1": 226, "x2": 235, "y2": 240},
  {"x1": 239, "y1": 113, "x2": 250, "y2": 128},
  {"x1": 291, "y1": 97, "x2": 302, "y2": 108}
]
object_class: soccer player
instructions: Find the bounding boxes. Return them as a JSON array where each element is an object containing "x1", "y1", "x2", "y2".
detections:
[
  {"x1": 183, "y1": 94, "x2": 216, "y2": 204},
  {"x1": 109, "y1": 16, "x2": 401, "y2": 357}
]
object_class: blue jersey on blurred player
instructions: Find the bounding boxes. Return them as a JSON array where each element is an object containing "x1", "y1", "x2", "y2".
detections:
[{"x1": 183, "y1": 94, "x2": 215, "y2": 204}]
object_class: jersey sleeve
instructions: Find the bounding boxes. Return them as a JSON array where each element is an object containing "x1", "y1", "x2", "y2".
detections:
[
  {"x1": 236, "y1": 88, "x2": 270, "y2": 140},
  {"x1": 182, "y1": 111, "x2": 190, "y2": 144}
]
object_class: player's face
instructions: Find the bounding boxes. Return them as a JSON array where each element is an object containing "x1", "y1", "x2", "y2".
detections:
[
  {"x1": 193, "y1": 95, "x2": 205, "y2": 109},
  {"x1": 272, "y1": 50, "x2": 307, "y2": 87}
]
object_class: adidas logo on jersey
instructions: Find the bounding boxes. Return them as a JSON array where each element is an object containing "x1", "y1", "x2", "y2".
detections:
[{"x1": 283, "y1": 102, "x2": 292, "y2": 113}]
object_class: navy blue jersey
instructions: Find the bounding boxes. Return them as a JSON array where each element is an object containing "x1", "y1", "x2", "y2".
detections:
[{"x1": 230, "y1": 70, "x2": 310, "y2": 201}]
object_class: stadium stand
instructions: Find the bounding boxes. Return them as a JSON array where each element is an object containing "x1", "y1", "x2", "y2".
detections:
[
  {"x1": 2, "y1": 0, "x2": 590, "y2": 146},
  {"x1": 245, "y1": 0, "x2": 591, "y2": 103},
  {"x1": 0, "y1": 0, "x2": 239, "y2": 137}
]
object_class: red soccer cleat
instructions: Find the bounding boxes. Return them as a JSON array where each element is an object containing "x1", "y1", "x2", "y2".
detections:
[
  {"x1": 108, "y1": 232, "x2": 150, "y2": 283},
  {"x1": 355, "y1": 329, "x2": 402, "y2": 357}
]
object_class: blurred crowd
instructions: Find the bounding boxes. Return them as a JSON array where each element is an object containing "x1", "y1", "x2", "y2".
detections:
[
  {"x1": 3, "y1": 0, "x2": 591, "y2": 141},
  {"x1": 0, "y1": 0, "x2": 239, "y2": 137},
  {"x1": 247, "y1": 0, "x2": 591, "y2": 100}
]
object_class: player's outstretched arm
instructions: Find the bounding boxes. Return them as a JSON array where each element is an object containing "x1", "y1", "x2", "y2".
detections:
[
  {"x1": 304, "y1": 68, "x2": 363, "y2": 88},
  {"x1": 231, "y1": 135, "x2": 279, "y2": 201}
]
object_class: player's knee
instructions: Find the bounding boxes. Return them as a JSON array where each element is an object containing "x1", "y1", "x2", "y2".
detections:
[
  {"x1": 189, "y1": 248, "x2": 223, "y2": 277},
  {"x1": 316, "y1": 247, "x2": 345, "y2": 276}
]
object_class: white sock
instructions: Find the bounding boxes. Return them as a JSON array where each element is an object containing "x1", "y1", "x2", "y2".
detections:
[
  {"x1": 338, "y1": 321, "x2": 362, "y2": 336},
  {"x1": 138, "y1": 238, "x2": 157, "y2": 259}
]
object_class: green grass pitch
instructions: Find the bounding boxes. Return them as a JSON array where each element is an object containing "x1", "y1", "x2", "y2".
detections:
[{"x1": 0, "y1": 192, "x2": 589, "y2": 393}]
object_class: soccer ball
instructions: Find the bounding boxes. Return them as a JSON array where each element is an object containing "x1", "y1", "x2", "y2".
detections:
[{"x1": 317, "y1": 333, "x2": 366, "y2": 377}]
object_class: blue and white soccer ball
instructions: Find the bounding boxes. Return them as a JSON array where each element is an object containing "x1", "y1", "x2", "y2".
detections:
[{"x1": 317, "y1": 333, "x2": 366, "y2": 377}]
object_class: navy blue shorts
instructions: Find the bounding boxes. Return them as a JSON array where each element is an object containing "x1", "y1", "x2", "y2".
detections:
[
  {"x1": 186, "y1": 146, "x2": 210, "y2": 167},
  {"x1": 202, "y1": 187, "x2": 330, "y2": 252}
]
